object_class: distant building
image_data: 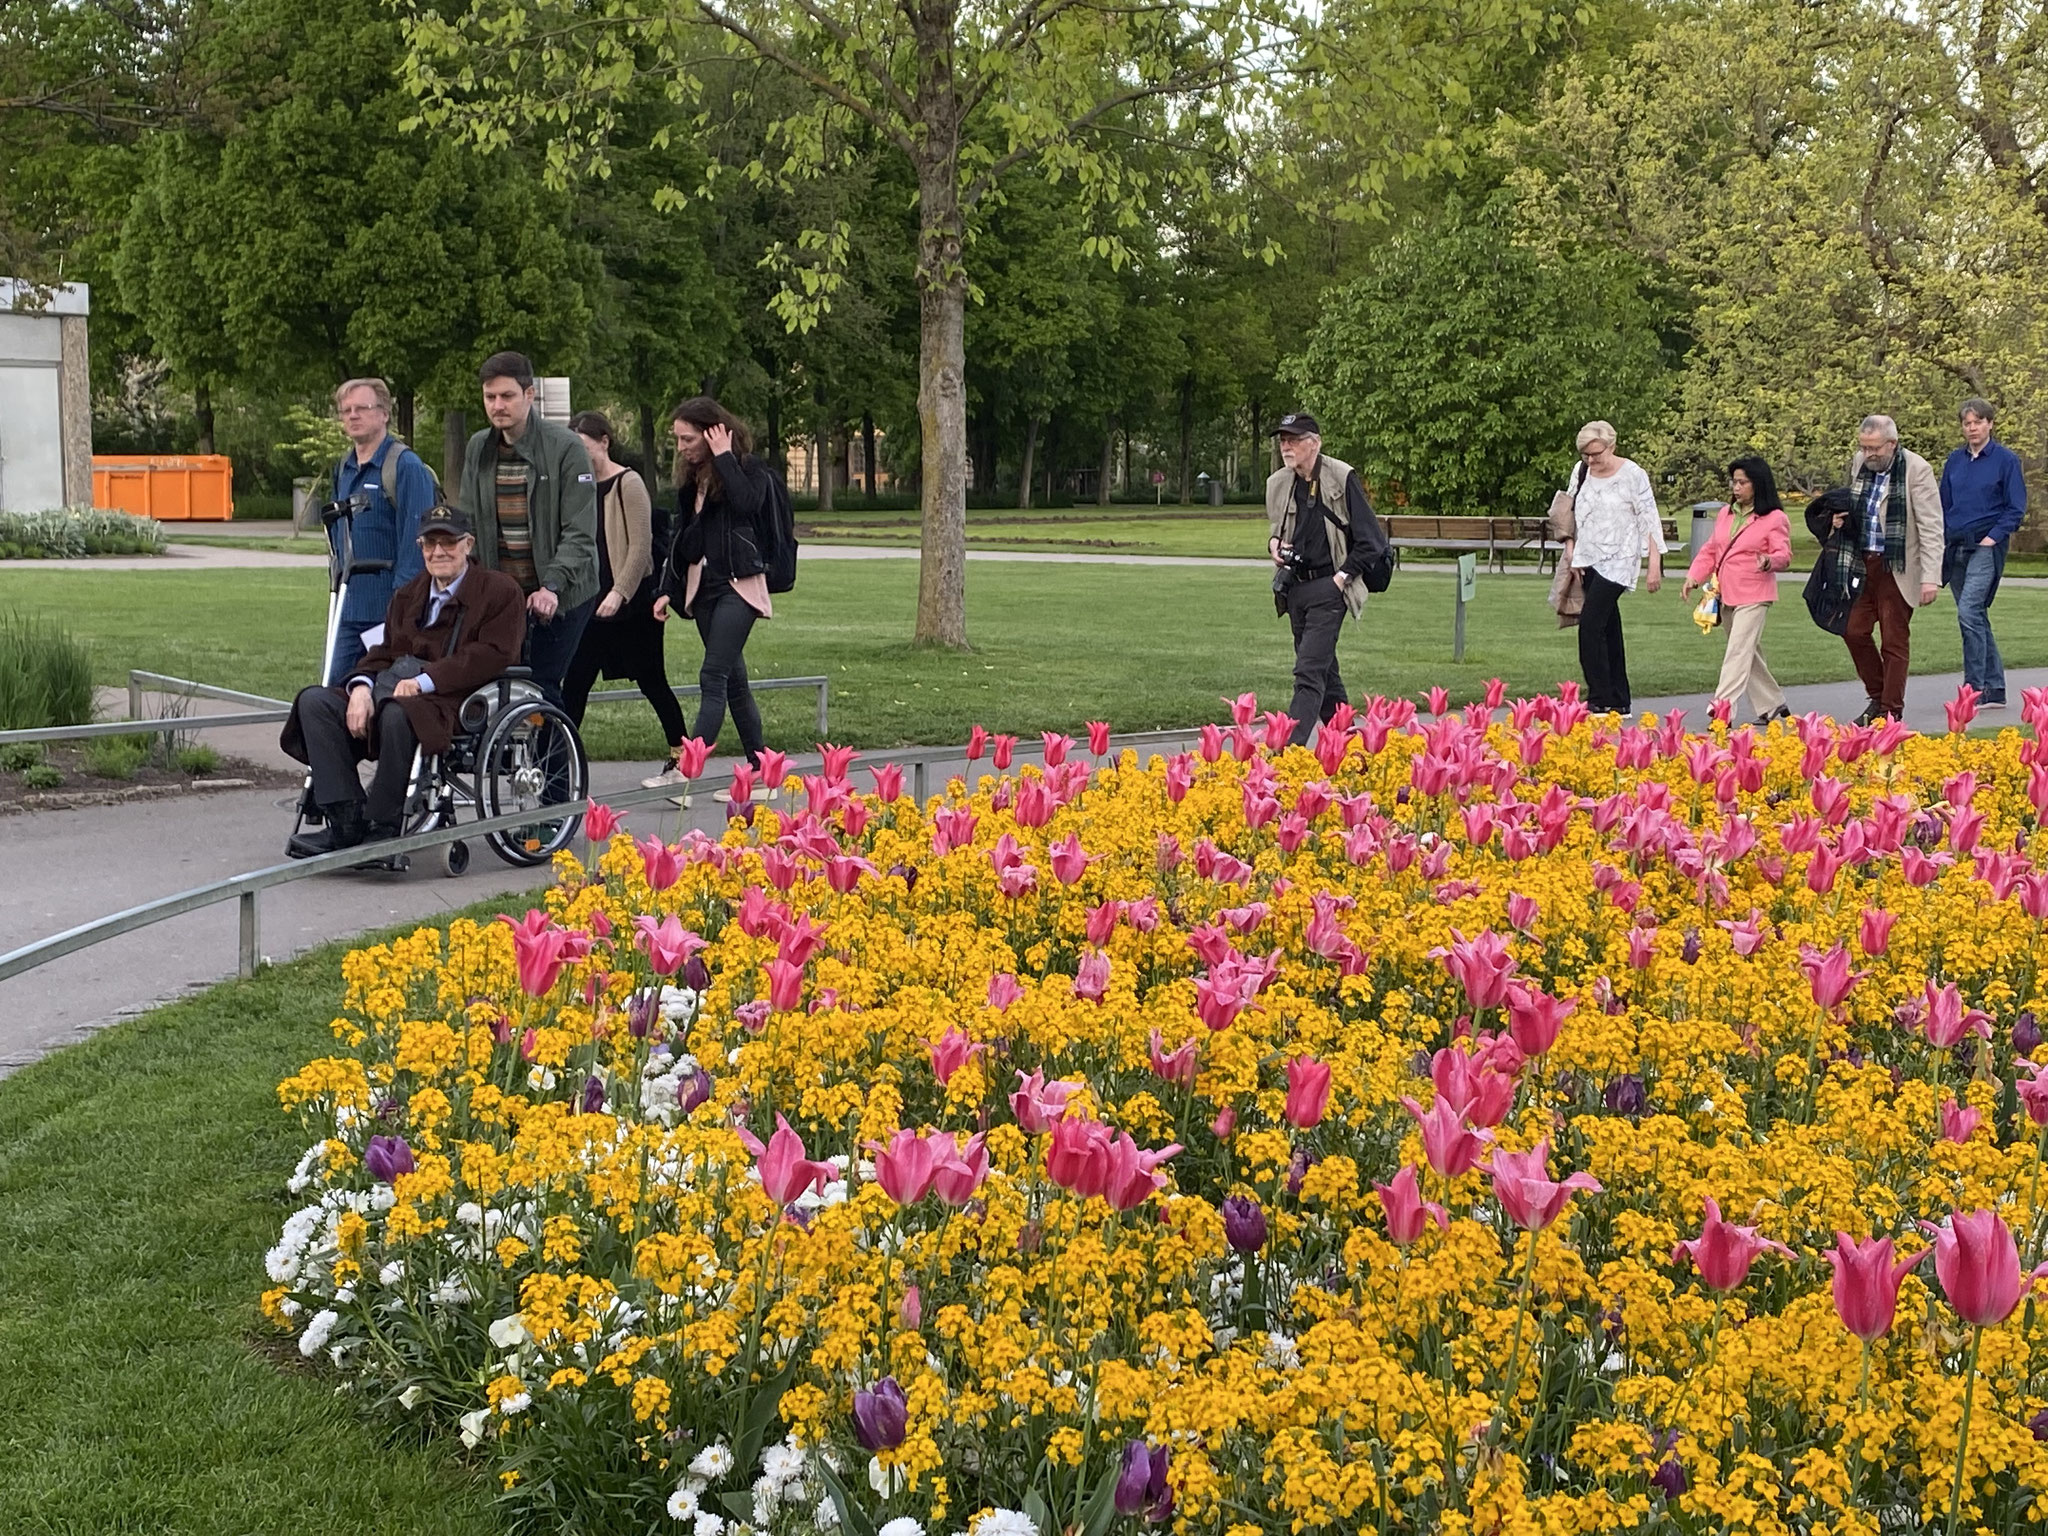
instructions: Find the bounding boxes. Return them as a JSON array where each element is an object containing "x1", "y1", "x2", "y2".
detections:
[{"x1": 0, "y1": 279, "x2": 92, "y2": 511}]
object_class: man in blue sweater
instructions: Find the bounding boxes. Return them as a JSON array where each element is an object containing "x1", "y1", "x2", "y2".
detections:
[{"x1": 1939, "y1": 397, "x2": 2028, "y2": 707}]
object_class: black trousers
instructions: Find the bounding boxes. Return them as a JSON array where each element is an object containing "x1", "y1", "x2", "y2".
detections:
[
  {"x1": 562, "y1": 631, "x2": 689, "y2": 748},
  {"x1": 1577, "y1": 569, "x2": 1632, "y2": 712},
  {"x1": 692, "y1": 591, "x2": 765, "y2": 760},
  {"x1": 294, "y1": 687, "x2": 418, "y2": 826},
  {"x1": 1284, "y1": 576, "x2": 1349, "y2": 745},
  {"x1": 522, "y1": 595, "x2": 597, "y2": 709}
]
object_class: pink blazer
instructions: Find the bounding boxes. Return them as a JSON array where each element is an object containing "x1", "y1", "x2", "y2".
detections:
[{"x1": 1686, "y1": 505, "x2": 1792, "y2": 607}]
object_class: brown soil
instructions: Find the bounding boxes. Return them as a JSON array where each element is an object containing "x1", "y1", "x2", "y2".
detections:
[{"x1": 0, "y1": 742, "x2": 300, "y2": 815}]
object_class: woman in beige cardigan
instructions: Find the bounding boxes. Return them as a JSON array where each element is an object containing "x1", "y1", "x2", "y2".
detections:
[{"x1": 562, "y1": 411, "x2": 688, "y2": 782}]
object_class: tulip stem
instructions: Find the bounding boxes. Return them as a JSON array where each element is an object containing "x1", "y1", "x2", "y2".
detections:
[
  {"x1": 1486, "y1": 1233, "x2": 1541, "y2": 1450},
  {"x1": 1945, "y1": 1325, "x2": 1983, "y2": 1536},
  {"x1": 1848, "y1": 1339, "x2": 1871, "y2": 1507}
]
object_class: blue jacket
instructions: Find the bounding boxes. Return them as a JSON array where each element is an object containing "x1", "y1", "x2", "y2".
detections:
[
  {"x1": 1938, "y1": 439, "x2": 2028, "y2": 545},
  {"x1": 331, "y1": 436, "x2": 435, "y2": 626}
]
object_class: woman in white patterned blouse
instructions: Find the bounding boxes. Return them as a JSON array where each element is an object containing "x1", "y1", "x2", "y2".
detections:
[{"x1": 1561, "y1": 420, "x2": 1665, "y2": 713}]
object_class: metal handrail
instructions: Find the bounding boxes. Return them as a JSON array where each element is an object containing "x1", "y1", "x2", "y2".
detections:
[
  {"x1": 0, "y1": 726, "x2": 1203, "y2": 986},
  {"x1": 586, "y1": 675, "x2": 830, "y2": 736}
]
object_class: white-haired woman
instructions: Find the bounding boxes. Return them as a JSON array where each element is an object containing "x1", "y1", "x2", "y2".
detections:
[{"x1": 1560, "y1": 421, "x2": 1665, "y2": 713}]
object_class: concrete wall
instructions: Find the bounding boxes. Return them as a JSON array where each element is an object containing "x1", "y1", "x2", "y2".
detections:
[{"x1": 0, "y1": 281, "x2": 91, "y2": 510}]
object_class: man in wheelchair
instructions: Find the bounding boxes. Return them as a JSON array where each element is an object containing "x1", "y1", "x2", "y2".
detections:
[{"x1": 282, "y1": 506, "x2": 526, "y2": 857}]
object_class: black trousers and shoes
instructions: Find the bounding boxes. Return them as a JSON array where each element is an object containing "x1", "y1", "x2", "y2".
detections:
[
  {"x1": 563, "y1": 615, "x2": 689, "y2": 750},
  {"x1": 692, "y1": 591, "x2": 766, "y2": 763},
  {"x1": 288, "y1": 689, "x2": 419, "y2": 857},
  {"x1": 1576, "y1": 570, "x2": 1633, "y2": 714},
  {"x1": 1283, "y1": 573, "x2": 1350, "y2": 746}
]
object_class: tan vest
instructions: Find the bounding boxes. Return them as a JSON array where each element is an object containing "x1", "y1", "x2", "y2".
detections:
[{"x1": 1266, "y1": 454, "x2": 1368, "y2": 618}]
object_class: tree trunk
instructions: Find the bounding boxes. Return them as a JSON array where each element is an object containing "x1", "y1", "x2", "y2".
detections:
[
  {"x1": 1177, "y1": 373, "x2": 1194, "y2": 505},
  {"x1": 912, "y1": 131, "x2": 968, "y2": 646},
  {"x1": 1247, "y1": 396, "x2": 1262, "y2": 493},
  {"x1": 638, "y1": 402, "x2": 660, "y2": 489},
  {"x1": 1098, "y1": 416, "x2": 1115, "y2": 506},
  {"x1": 862, "y1": 410, "x2": 877, "y2": 499},
  {"x1": 817, "y1": 423, "x2": 836, "y2": 513},
  {"x1": 766, "y1": 393, "x2": 784, "y2": 478},
  {"x1": 194, "y1": 380, "x2": 216, "y2": 456},
  {"x1": 1018, "y1": 415, "x2": 1040, "y2": 509},
  {"x1": 1122, "y1": 425, "x2": 1130, "y2": 493},
  {"x1": 396, "y1": 393, "x2": 416, "y2": 445},
  {"x1": 443, "y1": 408, "x2": 467, "y2": 501}
]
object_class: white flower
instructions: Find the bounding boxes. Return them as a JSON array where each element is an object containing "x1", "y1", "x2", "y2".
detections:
[
  {"x1": 868, "y1": 1457, "x2": 907, "y2": 1497},
  {"x1": 666, "y1": 1486, "x2": 701, "y2": 1520},
  {"x1": 430, "y1": 1276, "x2": 472, "y2": 1305},
  {"x1": 877, "y1": 1519, "x2": 925, "y2": 1536},
  {"x1": 298, "y1": 1309, "x2": 338, "y2": 1357},
  {"x1": 811, "y1": 1496, "x2": 844, "y2": 1531},
  {"x1": 277, "y1": 1297, "x2": 303, "y2": 1320},
  {"x1": 398, "y1": 1385, "x2": 424, "y2": 1410},
  {"x1": 333, "y1": 1286, "x2": 356, "y2": 1306},
  {"x1": 689, "y1": 1441, "x2": 735, "y2": 1481},
  {"x1": 751, "y1": 1476, "x2": 781, "y2": 1522},
  {"x1": 691, "y1": 1513, "x2": 725, "y2": 1536},
  {"x1": 378, "y1": 1260, "x2": 405, "y2": 1286},
  {"x1": 760, "y1": 1439, "x2": 807, "y2": 1486},
  {"x1": 1262, "y1": 1332, "x2": 1301, "y2": 1371},
  {"x1": 973, "y1": 1512, "x2": 1039, "y2": 1536},
  {"x1": 527, "y1": 1065, "x2": 558, "y2": 1092},
  {"x1": 497, "y1": 1390, "x2": 531, "y2": 1415},
  {"x1": 488, "y1": 1315, "x2": 529, "y2": 1349},
  {"x1": 458, "y1": 1408, "x2": 491, "y2": 1448},
  {"x1": 456, "y1": 1202, "x2": 484, "y2": 1226}
]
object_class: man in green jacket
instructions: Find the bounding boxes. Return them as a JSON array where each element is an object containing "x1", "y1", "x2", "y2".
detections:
[{"x1": 457, "y1": 351, "x2": 601, "y2": 708}]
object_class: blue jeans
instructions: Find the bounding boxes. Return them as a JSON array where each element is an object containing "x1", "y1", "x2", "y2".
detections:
[{"x1": 1948, "y1": 539, "x2": 2007, "y2": 700}]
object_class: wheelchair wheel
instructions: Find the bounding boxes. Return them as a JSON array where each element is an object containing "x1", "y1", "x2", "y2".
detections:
[
  {"x1": 474, "y1": 699, "x2": 586, "y2": 867},
  {"x1": 437, "y1": 839, "x2": 470, "y2": 878}
]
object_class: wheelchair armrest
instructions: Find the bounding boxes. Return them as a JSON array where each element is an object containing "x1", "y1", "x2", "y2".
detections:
[{"x1": 502, "y1": 666, "x2": 533, "y2": 680}]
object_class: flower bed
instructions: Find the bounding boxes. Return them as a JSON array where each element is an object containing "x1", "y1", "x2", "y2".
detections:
[
  {"x1": 268, "y1": 689, "x2": 2048, "y2": 1535},
  {"x1": 0, "y1": 508, "x2": 166, "y2": 559}
]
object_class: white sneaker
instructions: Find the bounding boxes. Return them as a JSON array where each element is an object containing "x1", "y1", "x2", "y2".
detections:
[
  {"x1": 715, "y1": 785, "x2": 772, "y2": 804},
  {"x1": 640, "y1": 766, "x2": 688, "y2": 789}
]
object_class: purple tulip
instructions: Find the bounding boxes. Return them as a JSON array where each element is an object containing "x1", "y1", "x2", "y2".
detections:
[
  {"x1": 682, "y1": 955, "x2": 711, "y2": 993},
  {"x1": 1286, "y1": 1146, "x2": 1319, "y2": 1197},
  {"x1": 2016, "y1": 1011, "x2": 2042, "y2": 1056},
  {"x1": 2031, "y1": 1407, "x2": 2048, "y2": 1443},
  {"x1": 852, "y1": 1376, "x2": 908, "y2": 1451},
  {"x1": 676, "y1": 1069, "x2": 713, "y2": 1116},
  {"x1": 1650, "y1": 1459, "x2": 1687, "y2": 1498},
  {"x1": 582, "y1": 1075, "x2": 606, "y2": 1114},
  {"x1": 1221, "y1": 1195, "x2": 1267, "y2": 1254},
  {"x1": 889, "y1": 862, "x2": 919, "y2": 893},
  {"x1": 627, "y1": 990, "x2": 660, "y2": 1038},
  {"x1": 1114, "y1": 1441, "x2": 1172, "y2": 1521},
  {"x1": 363, "y1": 1135, "x2": 414, "y2": 1184},
  {"x1": 1680, "y1": 928, "x2": 1702, "y2": 965},
  {"x1": 1602, "y1": 1075, "x2": 1647, "y2": 1116}
]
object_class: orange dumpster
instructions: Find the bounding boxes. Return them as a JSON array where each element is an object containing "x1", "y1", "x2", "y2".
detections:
[{"x1": 91, "y1": 455, "x2": 235, "y2": 521}]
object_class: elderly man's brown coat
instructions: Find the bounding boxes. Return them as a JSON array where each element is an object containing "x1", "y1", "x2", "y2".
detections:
[{"x1": 281, "y1": 562, "x2": 527, "y2": 760}]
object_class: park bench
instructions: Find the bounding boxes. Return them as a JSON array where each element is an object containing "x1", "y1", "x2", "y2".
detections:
[{"x1": 1382, "y1": 515, "x2": 1683, "y2": 574}]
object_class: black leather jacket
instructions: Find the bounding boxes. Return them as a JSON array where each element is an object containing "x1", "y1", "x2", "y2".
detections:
[{"x1": 661, "y1": 450, "x2": 775, "y2": 604}]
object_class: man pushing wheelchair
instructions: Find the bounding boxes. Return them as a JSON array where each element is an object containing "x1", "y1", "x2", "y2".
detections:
[{"x1": 282, "y1": 506, "x2": 526, "y2": 857}]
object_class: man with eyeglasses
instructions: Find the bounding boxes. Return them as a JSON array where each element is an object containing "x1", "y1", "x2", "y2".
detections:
[
  {"x1": 326, "y1": 377, "x2": 439, "y2": 684},
  {"x1": 282, "y1": 508, "x2": 527, "y2": 856}
]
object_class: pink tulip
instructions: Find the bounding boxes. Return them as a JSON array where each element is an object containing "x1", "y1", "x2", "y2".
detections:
[
  {"x1": 1087, "y1": 720, "x2": 1111, "y2": 757},
  {"x1": 1825, "y1": 1233, "x2": 1928, "y2": 1341},
  {"x1": 1401, "y1": 1095, "x2": 1492, "y2": 1179},
  {"x1": 755, "y1": 748, "x2": 790, "y2": 794},
  {"x1": 1211, "y1": 1105, "x2": 1237, "y2": 1138},
  {"x1": 1430, "y1": 1047, "x2": 1516, "y2": 1129},
  {"x1": 2018, "y1": 1062, "x2": 2048, "y2": 1126},
  {"x1": 1672, "y1": 1197, "x2": 1794, "y2": 1292},
  {"x1": 1940, "y1": 1098, "x2": 1982, "y2": 1145},
  {"x1": 1434, "y1": 928, "x2": 1519, "y2": 1012},
  {"x1": 633, "y1": 914, "x2": 706, "y2": 978},
  {"x1": 869, "y1": 1127, "x2": 944, "y2": 1204},
  {"x1": 2012, "y1": 872, "x2": 2048, "y2": 920},
  {"x1": 1921, "y1": 981, "x2": 1994, "y2": 1049},
  {"x1": 1284, "y1": 1055, "x2": 1333, "y2": 1128},
  {"x1": 929, "y1": 1026, "x2": 988, "y2": 1086},
  {"x1": 1194, "y1": 970, "x2": 1259, "y2": 1032},
  {"x1": 1903, "y1": 847, "x2": 1955, "y2": 886},
  {"x1": 1918, "y1": 1209, "x2": 2027, "y2": 1326},
  {"x1": 1260, "y1": 711, "x2": 1297, "y2": 751},
  {"x1": 1716, "y1": 911, "x2": 1767, "y2": 957},
  {"x1": 868, "y1": 763, "x2": 904, "y2": 803},
  {"x1": 931, "y1": 1132, "x2": 990, "y2": 1206},
  {"x1": 1799, "y1": 943, "x2": 1865, "y2": 1012},
  {"x1": 585, "y1": 803, "x2": 623, "y2": 843},
  {"x1": 930, "y1": 806, "x2": 978, "y2": 855},
  {"x1": 636, "y1": 835, "x2": 683, "y2": 892},
  {"x1": 1049, "y1": 833, "x2": 1099, "y2": 885},
  {"x1": 1083, "y1": 899, "x2": 1121, "y2": 947},
  {"x1": 1072, "y1": 950, "x2": 1112, "y2": 1003},
  {"x1": 1036, "y1": 731, "x2": 1070, "y2": 768},
  {"x1": 1504, "y1": 982, "x2": 1574, "y2": 1057},
  {"x1": 765, "y1": 957, "x2": 805, "y2": 1011},
  {"x1": 991, "y1": 734, "x2": 1017, "y2": 770},
  {"x1": 986, "y1": 972, "x2": 1024, "y2": 1010},
  {"x1": 1858, "y1": 907, "x2": 1896, "y2": 957},
  {"x1": 774, "y1": 911, "x2": 827, "y2": 967},
  {"x1": 966, "y1": 724, "x2": 989, "y2": 760},
  {"x1": 1010, "y1": 1069, "x2": 1081, "y2": 1133},
  {"x1": 900, "y1": 1285, "x2": 922, "y2": 1327},
  {"x1": 1012, "y1": 779, "x2": 1053, "y2": 828},
  {"x1": 1425, "y1": 686, "x2": 1449, "y2": 716},
  {"x1": 501, "y1": 910, "x2": 574, "y2": 996},
  {"x1": 1374, "y1": 1163, "x2": 1448, "y2": 1245},
  {"x1": 1485, "y1": 1140, "x2": 1602, "y2": 1231},
  {"x1": 824, "y1": 855, "x2": 878, "y2": 893},
  {"x1": 735, "y1": 1114, "x2": 835, "y2": 1206},
  {"x1": 1946, "y1": 682, "x2": 1980, "y2": 734},
  {"x1": 997, "y1": 863, "x2": 1038, "y2": 897},
  {"x1": 1228, "y1": 691, "x2": 1259, "y2": 726},
  {"x1": 1506, "y1": 893, "x2": 1539, "y2": 933},
  {"x1": 1148, "y1": 1030, "x2": 1199, "y2": 1087}
]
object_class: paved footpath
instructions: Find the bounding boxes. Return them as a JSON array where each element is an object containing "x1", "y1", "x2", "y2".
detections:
[{"x1": 2, "y1": 667, "x2": 2042, "y2": 1078}]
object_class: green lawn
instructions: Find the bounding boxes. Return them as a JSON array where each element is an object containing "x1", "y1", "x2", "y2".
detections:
[
  {"x1": 4, "y1": 560, "x2": 2044, "y2": 761},
  {"x1": 0, "y1": 918, "x2": 516, "y2": 1536}
]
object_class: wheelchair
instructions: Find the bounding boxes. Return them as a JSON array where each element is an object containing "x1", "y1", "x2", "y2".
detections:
[{"x1": 289, "y1": 668, "x2": 588, "y2": 876}]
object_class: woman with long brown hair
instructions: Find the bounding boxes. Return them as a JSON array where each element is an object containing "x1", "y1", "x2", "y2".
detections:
[{"x1": 651, "y1": 396, "x2": 780, "y2": 778}]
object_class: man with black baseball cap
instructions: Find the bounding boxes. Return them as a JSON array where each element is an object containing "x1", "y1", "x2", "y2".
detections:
[
  {"x1": 281, "y1": 503, "x2": 529, "y2": 855},
  {"x1": 1265, "y1": 412, "x2": 1390, "y2": 744}
]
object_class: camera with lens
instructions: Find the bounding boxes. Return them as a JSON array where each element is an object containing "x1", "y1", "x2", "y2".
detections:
[
  {"x1": 319, "y1": 490, "x2": 372, "y2": 528},
  {"x1": 1271, "y1": 540, "x2": 1318, "y2": 598}
]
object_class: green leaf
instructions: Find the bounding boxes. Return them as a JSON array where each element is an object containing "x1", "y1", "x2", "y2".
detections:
[{"x1": 1079, "y1": 1461, "x2": 1123, "y2": 1536}]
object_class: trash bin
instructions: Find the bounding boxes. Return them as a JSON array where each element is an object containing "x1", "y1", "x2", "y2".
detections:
[
  {"x1": 1207, "y1": 478, "x2": 1224, "y2": 507},
  {"x1": 1689, "y1": 501, "x2": 1722, "y2": 561}
]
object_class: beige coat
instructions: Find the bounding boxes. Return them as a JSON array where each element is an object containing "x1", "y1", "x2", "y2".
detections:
[
  {"x1": 1264, "y1": 455, "x2": 1369, "y2": 620},
  {"x1": 600, "y1": 469, "x2": 655, "y2": 607},
  {"x1": 1846, "y1": 447, "x2": 1944, "y2": 607}
]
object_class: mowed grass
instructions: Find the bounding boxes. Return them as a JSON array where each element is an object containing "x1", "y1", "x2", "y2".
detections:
[
  {"x1": 0, "y1": 915, "x2": 517, "y2": 1536},
  {"x1": 4, "y1": 559, "x2": 2046, "y2": 761}
]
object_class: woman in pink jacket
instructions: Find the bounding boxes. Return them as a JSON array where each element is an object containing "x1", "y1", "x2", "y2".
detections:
[{"x1": 1682, "y1": 457, "x2": 1795, "y2": 725}]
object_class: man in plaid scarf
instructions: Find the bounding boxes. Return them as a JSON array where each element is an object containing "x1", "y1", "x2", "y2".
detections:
[{"x1": 1827, "y1": 414, "x2": 1943, "y2": 725}]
